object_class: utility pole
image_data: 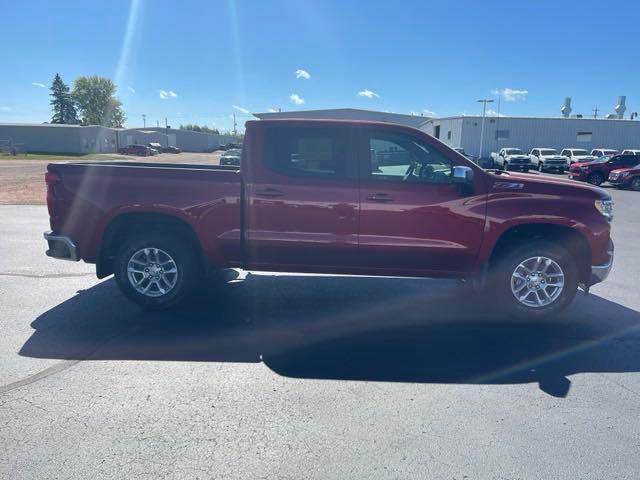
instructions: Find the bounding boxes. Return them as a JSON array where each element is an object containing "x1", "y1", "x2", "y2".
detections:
[
  {"x1": 233, "y1": 112, "x2": 237, "y2": 137},
  {"x1": 477, "y1": 99, "x2": 494, "y2": 160},
  {"x1": 142, "y1": 114, "x2": 146, "y2": 128},
  {"x1": 165, "y1": 117, "x2": 169, "y2": 147},
  {"x1": 592, "y1": 106, "x2": 599, "y2": 118},
  {"x1": 156, "y1": 120, "x2": 159, "y2": 127}
]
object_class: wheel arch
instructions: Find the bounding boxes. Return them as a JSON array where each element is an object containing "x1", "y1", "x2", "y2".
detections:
[
  {"x1": 96, "y1": 212, "x2": 205, "y2": 278},
  {"x1": 488, "y1": 223, "x2": 592, "y2": 284}
]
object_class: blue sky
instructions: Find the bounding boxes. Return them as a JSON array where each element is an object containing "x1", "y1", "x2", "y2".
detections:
[{"x1": 1, "y1": 0, "x2": 639, "y2": 130}]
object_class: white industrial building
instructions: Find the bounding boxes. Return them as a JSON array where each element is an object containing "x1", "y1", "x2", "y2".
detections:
[{"x1": 255, "y1": 99, "x2": 640, "y2": 160}]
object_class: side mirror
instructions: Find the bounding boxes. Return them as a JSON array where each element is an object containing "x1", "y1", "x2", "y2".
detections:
[{"x1": 452, "y1": 165, "x2": 474, "y2": 183}]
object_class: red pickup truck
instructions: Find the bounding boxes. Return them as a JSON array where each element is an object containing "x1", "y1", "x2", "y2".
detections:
[
  {"x1": 567, "y1": 154, "x2": 639, "y2": 186},
  {"x1": 44, "y1": 119, "x2": 614, "y2": 318}
]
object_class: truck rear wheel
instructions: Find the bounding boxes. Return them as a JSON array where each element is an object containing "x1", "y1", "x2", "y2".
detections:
[
  {"x1": 491, "y1": 240, "x2": 578, "y2": 319},
  {"x1": 113, "y1": 232, "x2": 199, "y2": 309}
]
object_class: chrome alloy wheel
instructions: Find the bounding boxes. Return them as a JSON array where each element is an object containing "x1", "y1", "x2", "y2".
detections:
[
  {"x1": 510, "y1": 256, "x2": 565, "y2": 308},
  {"x1": 127, "y1": 248, "x2": 178, "y2": 297}
]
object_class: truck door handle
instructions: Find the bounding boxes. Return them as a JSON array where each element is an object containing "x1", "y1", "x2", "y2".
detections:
[
  {"x1": 255, "y1": 188, "x2": 285, "y2": 198},
  {"x1": 366, "y1": 193, "x2": 393, "y2": 202}
]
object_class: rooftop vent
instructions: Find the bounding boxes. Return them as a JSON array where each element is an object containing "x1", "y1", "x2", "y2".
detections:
[
  {"x1": 561, "y1": 97, "x2": 572, "y2": 118},
  {"x1": 615, "y1": 96, "x2": 626, "y2": 119}
]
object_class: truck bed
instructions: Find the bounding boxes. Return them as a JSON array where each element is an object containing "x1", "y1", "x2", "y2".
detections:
[{"x1": 47, "y1": 161, "x2": 243, "y2": 266}]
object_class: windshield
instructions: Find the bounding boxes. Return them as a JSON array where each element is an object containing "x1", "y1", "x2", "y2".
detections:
[
  {"x1": 592, "y1": 156, "x2": 610, "y2": 163},
  {"x1": 505, "y1": 149, "x2": 523, "y2": 155},
  {"x1": 571, "y1": 150, "x2": 589, "y2": 155},
  {"x1": 225, "y1": 149, "x2": 242, "y2": 155},
  {"x1": 540, "y1": 149, "x2": 558, "y2": 156}
]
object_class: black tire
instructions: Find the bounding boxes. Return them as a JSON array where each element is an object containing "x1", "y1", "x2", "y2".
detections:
[
  {"x1": 631, "y1": 177, "x2": 640, "y2": 192},
  {"x1": 587, "y1": 172, "x2": 604, "y2": 186},
  {"x1": 489, "y1": 240, "x2": 578, "y2": 319},
  {"x1": 113, "y1": 231, "x2": 200, "y2": 309}
]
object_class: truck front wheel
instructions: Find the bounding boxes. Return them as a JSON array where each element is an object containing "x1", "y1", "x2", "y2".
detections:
[
  {"x1": 491, "y1": 240, "x2": 578, "y2": 319},
  {"x1": 113, "y1": 232, "x2": 199, "y2": 309}
]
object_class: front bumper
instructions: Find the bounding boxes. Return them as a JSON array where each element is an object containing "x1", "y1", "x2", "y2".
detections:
[
  {"x1": 506, "y1": 163, "x2": 530, "y2": 171},
  {"x1": 543, "y1": 163, "x2": 566, "y2": 171},
  {"x1": 568, "y1": 171, "x2": 587, "y2": 181},
  {"x1": 589, "y1": 240, "x2": 614, "y2": 285},
  {"x1": 44, "y1": 231, "x2": 79, "y2": 261}
]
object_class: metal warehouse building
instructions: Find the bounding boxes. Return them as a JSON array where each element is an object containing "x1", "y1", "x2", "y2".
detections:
[
  {"x1": 426, "y1": 116, "x2": 640, "y2": 159},
  {"x1": 254, "y1": 108, "x2": 431, "y2": 129},
  {"x1": 0, "y1": 123, "x2": 236, "y2": 154}
]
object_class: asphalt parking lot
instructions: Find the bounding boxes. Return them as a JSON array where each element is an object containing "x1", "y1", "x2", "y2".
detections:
[{"x1": 1, "y1": 182, "x2": 640, "y2": 479}]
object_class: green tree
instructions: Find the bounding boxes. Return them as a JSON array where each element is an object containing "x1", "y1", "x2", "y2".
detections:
[
  {"x1": 49, "y1": 73, "x2": 78, "y2": 124},
  {"x1": 179, "y1": 123, "x2": 219, "y2": 134},
  {"x1": 72, "y1": 76, "x2": 126, "y2": 127}
]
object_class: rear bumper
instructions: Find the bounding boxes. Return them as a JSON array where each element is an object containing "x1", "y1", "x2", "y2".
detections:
[
  {"x1": 44, "y1": 231, "x2": 79, "y2": 261},
  {"x1": 589, "y1": 240, "x2": 614, "y2": 286}
]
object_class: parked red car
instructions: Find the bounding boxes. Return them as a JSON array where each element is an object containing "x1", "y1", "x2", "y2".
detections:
[
  {"x1": 608, "y1": 164, "x2": 640, "y2": 191},
  {"x1": 118, "y1": 144, "x2": 151, "y2": 156},
  {"x1": 567, "y1": 154, "x2": 639, "y2": 186},
  {"x1": 44, "y1": 119, "x2": 614, "y2": 318}
]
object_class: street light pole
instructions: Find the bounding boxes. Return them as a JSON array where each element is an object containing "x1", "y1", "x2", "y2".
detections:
[{"x1": 477, "y1": 99, "x2": 494, "y2": 160}]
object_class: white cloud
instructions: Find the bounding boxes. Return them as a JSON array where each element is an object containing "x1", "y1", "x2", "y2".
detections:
[
  {"x1": 492, "y1": 87, "x2": 528, "y2": 102},
  {"x1": 289, "y1": 94, "x2": 305, "y2": 105},
  {"x1": 159, "y1": 90, "x2": 177, "y2": 99},
  {"x1": 232, "y1": 105, "x2": 250, "y2": 114},
  {"x1": 295, "y1": 69, "x2": 311, "y2": 80},
  {"x1": 128, "y1": 86, "x2": 136, "y2": 94},
  {"x1": 486, "y1": 109, "x2": 506, "y2": 117},
  {"x1": 423, "y1": 109, "x2": 436, "y2": 116},
  {"x1": 357, "y1": 89, "x2": 379, "y2": 99},
  {"x1": 0, "y1": 106, "x2": 11, "y2": 112},
  {"x1": 268, "y1": 108, "x2": 278, "y2": 113},
  {"x1": 32, "y1": 82, "x2": 46, "y2": 88}
]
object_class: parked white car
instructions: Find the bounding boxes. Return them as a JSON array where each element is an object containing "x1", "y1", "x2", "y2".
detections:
[
  {"x1": 591, "y1": 148, "x2": 619, "y2": 158},
  {"x1": 560, "y1": 148, "x2": 597, "y2": 166},
  {"x1": 490, "y1": 148, "x2": 531, "y2": 171},
  {"x1": 529, "y1": 148, "x2": 567, "y2": 172},
  {"x1": 622, "y1": 149, "x2": 640, "y2": 156}
]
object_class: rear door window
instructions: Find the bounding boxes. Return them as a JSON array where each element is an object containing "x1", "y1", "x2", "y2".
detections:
[{"x1": 266, "y1": 126, "x2": 353, "y2": 178}]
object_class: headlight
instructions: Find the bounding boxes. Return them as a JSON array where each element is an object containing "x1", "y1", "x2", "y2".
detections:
[{"x1": 595, "y1": 199, "x2": 614, "y2": 221}]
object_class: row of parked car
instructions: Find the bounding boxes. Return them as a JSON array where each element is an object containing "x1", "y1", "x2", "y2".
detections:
[
  {"x1": 118, "y1": 143, "x2": 182, "y2": 156},
  {"x1": 490, "y1": 147, "x2": 640, "y2": 172},
  {"x1": 484, "y1": 146, "x2": 640, "y2": 190}
]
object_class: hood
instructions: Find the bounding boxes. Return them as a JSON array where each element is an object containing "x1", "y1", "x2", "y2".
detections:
[
  {"x1": 610, "y1": 166, "x2": 638, "y2": 174},
  {"x1": 488, "y1": 170, "x2": 610, "y2": 200},
  {"x1": 571, "y1": 160, "x2": 600, "y2": 169},
  {"x1": 505, "y1": 154, "x2": 529, "y2": 159},
  {"x1": 540, "y1": 155, "x2": 565, "y2": 160}
]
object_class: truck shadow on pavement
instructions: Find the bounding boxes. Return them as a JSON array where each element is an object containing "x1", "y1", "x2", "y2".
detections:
[{"x1": 20, "y1": 273, "x2": 640, "y2": 397}]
